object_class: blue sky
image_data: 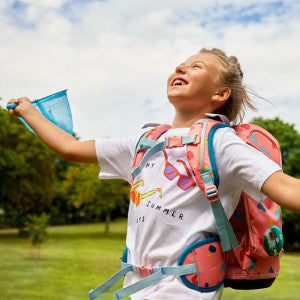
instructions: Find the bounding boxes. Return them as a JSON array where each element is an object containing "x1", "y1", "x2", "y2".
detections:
[{"x1": 0, "y1": 0, "x2": 299, "y2": 139}]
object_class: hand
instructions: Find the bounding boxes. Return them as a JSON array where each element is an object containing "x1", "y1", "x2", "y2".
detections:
[{"x1": 7, "y1": 97, "x2": 36, "y2": 118}]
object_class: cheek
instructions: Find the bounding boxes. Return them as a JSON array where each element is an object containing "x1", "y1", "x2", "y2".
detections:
[{"x1": 167, "y1": 74, "x2": 173, "y2": 86}]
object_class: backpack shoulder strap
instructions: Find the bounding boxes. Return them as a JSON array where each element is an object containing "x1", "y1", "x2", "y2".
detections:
[
  {"x1": 187, "y1": 118, "x2": 239, "y2": 252},
  {"x1": 132, "y1": 124, "x2": 171, "y2": 169},
  {"x1": 131, "y1": 124, "x2": 172, "y2": 181},
  {"x1": 187, "y1": 118, "x2": 230, "y2": 190},
  {"x1": 131, "y1": 123, "x2": 199, "y2": 181}
]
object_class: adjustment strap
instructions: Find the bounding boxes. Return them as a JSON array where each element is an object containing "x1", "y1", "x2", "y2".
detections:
[
  {"x1": 113, "y1": 270, "x2": 163, "y2": 300},
  {"x1": 138, "y1": 135, "x2": 197, "y2": 151},
  {"x1": 88, "y1": 265, "x2": 134, "y2": 300},
  {"x1": 131, "y1": 141, "x2": 165, "y2": 180},
  {"x1": 210, "y1": 200, "x2": 239, "y2": 252},
  {"x1": 88, "y1": 261, "x2": 197, "y2": 300},
  {"x1": 132, "y1": 135, "x2": 197, "y2": 180},
  {"x1": 121, "y1": 262, "x2": 197, "y2": 276},
  {"x1": 138, "y1": 138, "x2": 162, "y2": 150},
  {"x1": 164, "y1": 135, "x2": 197, "y2": 149},
  {"x1": 114, "y1": 263, "x2": 197, "y2": 299},
  {"x1": 201, "y1": 172, "x2": 238, "y2": 252}
]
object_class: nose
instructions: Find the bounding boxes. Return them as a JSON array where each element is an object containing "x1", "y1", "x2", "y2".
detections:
[{"x1": 175, "y1": 64, "x2": 186, "y2": 74}]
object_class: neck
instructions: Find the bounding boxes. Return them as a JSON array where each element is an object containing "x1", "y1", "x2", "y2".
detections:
[{"x1": 171, "y1": 110, "x2": 208, "y2": 128}]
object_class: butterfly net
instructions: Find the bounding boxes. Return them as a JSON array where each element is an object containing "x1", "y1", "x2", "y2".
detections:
[{"x1": 19, "y1": 90, "x2": 73, "y2": 135}]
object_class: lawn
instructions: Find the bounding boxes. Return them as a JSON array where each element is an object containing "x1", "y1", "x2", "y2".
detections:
[{"x1": 0, "y1": 220, "x2": 299, "y2": 300}]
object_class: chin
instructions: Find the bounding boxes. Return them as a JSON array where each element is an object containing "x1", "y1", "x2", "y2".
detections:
[{"x1": 167, "y1": 91, "x2": 187, "y2": 102}]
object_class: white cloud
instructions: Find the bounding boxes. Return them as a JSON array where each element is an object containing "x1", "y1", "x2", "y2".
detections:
[{"x1": 0, "y1": 0, "x2": 299, "y2": 140}]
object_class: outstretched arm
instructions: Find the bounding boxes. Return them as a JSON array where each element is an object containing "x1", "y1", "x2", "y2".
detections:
[
  {"x1": 261, "y1": 171, "x2": 300, "y2": 214},
  {"x1": 7, "y1": 97, "x2": 98, "y2": 164}
]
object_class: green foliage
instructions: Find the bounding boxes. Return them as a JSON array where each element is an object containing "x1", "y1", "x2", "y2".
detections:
[
  {"x1": 0, "y1": 108, "x2": 56, "y2": 227},
  {"x1": 251, "y1": 117, "x2": 300, "y2": 250},
  {"x1": 25, "y1": 213, "x2": 50, "y2": 245},
  {"x1": 62, "y1": 164, "x2": 130, "y2": 232},
  {"x1": 0, "y1": 107, "x2": 129, "y2": 229},
  {"x1": 251, "y1": 117, "x2": 300, "y2": 177}
]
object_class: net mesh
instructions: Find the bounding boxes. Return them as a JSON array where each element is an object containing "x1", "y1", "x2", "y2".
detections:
[{"x1": 19, "y1": 90, "x2": 73, "y2": 135}]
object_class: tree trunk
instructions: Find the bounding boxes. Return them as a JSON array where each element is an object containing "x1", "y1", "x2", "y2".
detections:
[{"x1": 105, "y1": 210, "x2": 111, "y2": 234}]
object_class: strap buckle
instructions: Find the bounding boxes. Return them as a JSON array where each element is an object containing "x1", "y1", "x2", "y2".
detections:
[
  {"x1": 164, "y1": 136, "x2": 183, "y2": 149},
  {"x1": 204, "y1": 185, "x2": 219, "y2": 202},
  {"x1": 136, "y1": 265, "x2": 154, "y2": 278}
]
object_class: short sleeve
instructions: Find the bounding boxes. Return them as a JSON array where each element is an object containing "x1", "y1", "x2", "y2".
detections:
[
  {"x1": 213, "y1": 127, "x2": 282, "y2": 202},
  {"x1": 95, "y1": 134, "x2": 141, "y2": 183}
]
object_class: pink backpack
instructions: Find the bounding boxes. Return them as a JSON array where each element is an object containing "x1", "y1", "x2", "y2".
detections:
[
  {"x1": 88, "y1": 115, "x2": 284, "y2": 299},
  {"x1": 187, "y1": 116, "x2": 283, "y2": 289},
  {"x1": 132, "y1": 114, "x2": 283, "y2": 289}
]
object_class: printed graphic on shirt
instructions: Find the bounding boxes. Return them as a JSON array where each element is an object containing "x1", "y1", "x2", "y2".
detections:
[
  {"x1": 145, "y1": 200, "x2": 184, "y2": 221},
  {"x1": 130, "y1": 180, "x2": 162, "y2": 207},
  {"x1": 163, "y1": 150, "x2": 195, "y2": 191}
]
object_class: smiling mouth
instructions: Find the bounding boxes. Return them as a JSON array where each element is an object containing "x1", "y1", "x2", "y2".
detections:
[{"x1": 172, "y1": 78, "x2": 188, "y2": 86}]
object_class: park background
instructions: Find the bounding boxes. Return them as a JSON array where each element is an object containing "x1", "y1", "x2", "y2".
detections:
[{"x1": 0, "y1": 0, "x2": 300, "y2": 299}]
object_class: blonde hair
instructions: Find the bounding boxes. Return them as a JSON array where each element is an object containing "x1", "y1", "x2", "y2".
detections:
[{"x1": 199, "y1": 48, "x2": 257, "y2": 124}]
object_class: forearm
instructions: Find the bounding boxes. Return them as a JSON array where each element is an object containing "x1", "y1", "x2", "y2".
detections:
[
  {"x1": 261, "y1": 172, "x2": 300, "y2": 214},
  {"x1": 7, "y1": 97, "x2": 98, "y2": 164},
  {"x1": 25, "y1": 108, "x2": 78, "y2": 159}
]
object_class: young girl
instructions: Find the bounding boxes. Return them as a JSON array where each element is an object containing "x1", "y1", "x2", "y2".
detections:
[{"x1": 7, "y1": 48, "x2": 300, "y2": 300}]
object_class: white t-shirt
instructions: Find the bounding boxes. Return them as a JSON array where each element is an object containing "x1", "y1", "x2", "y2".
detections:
[{"x1": 95, "y1": 126, "x2": 281, "y2": 300}]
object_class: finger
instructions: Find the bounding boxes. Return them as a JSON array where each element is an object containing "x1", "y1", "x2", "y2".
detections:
[
  {"x1": 7, "y1": 103, "x2": 18, "y2": 109},
  {"x1": 6, "y1": 99, "x2": 21, "y2": 114},
  {"x1": 17, "y1": 97, "x2": 30, "y2": 102},
  {"x1": 7, "y1": 99, "x2": 19, "y2": 104}
]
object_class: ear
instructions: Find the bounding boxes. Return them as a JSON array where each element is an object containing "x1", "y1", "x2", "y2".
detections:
[{"x1": 211, "y1": 87, "x2": 231, "y2": 103}]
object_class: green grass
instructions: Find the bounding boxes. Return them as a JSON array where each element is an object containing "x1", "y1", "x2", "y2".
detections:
[
  {"x1": 0, "y1": 220, "x2": 299, "y2": 300},
  {"x1": 0, "y1": 220, "x2": 128, "y2": 300}
]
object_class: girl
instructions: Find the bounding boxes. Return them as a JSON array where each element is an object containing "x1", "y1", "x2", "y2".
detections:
[{"x1": 7, "y1": 48, "x2": 300, "y2": 300}]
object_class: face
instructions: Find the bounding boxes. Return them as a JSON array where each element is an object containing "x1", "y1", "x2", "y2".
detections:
[{"x1": 167, "y1": 53, "x2": 224, "y2": 112}]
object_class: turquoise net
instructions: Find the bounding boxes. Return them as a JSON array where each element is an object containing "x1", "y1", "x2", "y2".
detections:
[{"x1": 18, "y1": 90, "x2": 73, "y2": 135}]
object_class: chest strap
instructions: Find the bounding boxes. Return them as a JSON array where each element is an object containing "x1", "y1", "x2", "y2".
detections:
[{"x1": 131, "y1": 135, "x2": 197, "y2": 180}]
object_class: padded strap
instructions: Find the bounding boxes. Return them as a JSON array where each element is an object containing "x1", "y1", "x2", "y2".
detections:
[{"x1": 198, "y1": 119, "x2": 238, "y2": 252}]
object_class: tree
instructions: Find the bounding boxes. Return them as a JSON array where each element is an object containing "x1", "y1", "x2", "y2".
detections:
[
  {"x1": 25, "y1": 213, "x2": 50, "y2": 259},
  {"x1": 0, "y1": 108, "x2": 56, "y2": 227},
  {"x1": 62, "y1": 164, "x2": 130, "y2": 233},
  {"x1": 251, "y1": 117, "x2": 300, "y2": 250}
]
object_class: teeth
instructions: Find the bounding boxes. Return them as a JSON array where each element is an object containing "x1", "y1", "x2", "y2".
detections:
[{"x1": 173, "y1": 79, "x2": 186, "y2": 86}]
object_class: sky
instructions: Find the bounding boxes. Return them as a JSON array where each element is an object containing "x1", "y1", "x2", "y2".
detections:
[{"x1": 0, "y1": 0, "x2": 299, "y2": 140}]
